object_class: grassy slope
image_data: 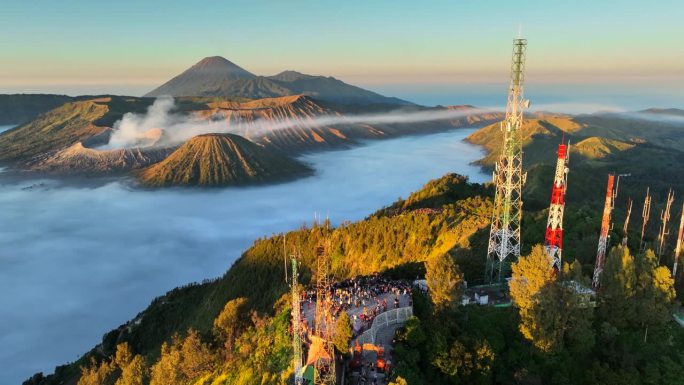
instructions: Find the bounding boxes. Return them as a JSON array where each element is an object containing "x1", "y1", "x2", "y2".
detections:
[
  {"x1": 0, "y1": 94, "x2": 75, "y2": 125},
  {"x1": 0, "y1": 100, "x2": 111, "y2": 163},
  {"x1": 0, "y1": 97, "x2": 157, "y2": 164},
  {"x1": 0, "y1": 96, "x2": 239, "y2": 166}
]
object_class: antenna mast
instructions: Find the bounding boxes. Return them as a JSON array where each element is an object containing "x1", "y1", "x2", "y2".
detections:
[
  {"x1": 486, "y1": 37, "x2": 529, "y2": 283},
  {"x1": 284, "y1": 235, "x2": 289, "y2": 283},
  {"x1": 290, "y1": 256, "x2": 303, "y2": 384},
  {"x1": 544, "y1": 141, "x2": 569, "y2": 271},
  {"x1": 639, "y1": 187, "x2": 652, "y2": 252},
  {"x1": 592, "y1": 174, "x2": 616, "y2": 289},
  {"x1": 673, "y1": 203, "x2": 684, "y2": 279},
  {"x1": 657, "y1": 189, "x2": 674, "y2": 263},
  {"x1": 312, "y1": 241, "x2": 336, "y2": 385},
  {"x1": 622, "y1": 198, "x2": 633, "y2": 247}
]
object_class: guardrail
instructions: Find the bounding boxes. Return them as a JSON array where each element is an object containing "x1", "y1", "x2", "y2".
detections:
[
  {"x1": 354, "y1": 306, "x2": 413, "y2": 346},
  {"x1": 674, "y1": 311, "x2": 684, "y2": 327}
]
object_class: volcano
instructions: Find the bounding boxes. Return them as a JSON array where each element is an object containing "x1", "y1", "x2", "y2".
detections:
[
  {"x1": 145, "y1": 56, "x2": 412, "y2": 106},
  {"x1": 137, "y1": 133, "x2": 312, "y2": 187}
]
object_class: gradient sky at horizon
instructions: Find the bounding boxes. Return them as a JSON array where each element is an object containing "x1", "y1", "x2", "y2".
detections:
[{"x1": 1, "y1": 0, "x2": 682, "y2": 101}]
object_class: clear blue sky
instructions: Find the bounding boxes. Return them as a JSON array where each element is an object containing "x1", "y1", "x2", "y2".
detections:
[{"x1": 1, "y1": 0, "x2": 682, "y2": 99}]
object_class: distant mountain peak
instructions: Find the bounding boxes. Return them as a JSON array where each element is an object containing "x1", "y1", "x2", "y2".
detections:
[
  {"x1": 187, "y1": 56, "x2": 254, "y2": 78},
  {"x1": 146, "y1": 56, "x2": 413, "y2": 106}
]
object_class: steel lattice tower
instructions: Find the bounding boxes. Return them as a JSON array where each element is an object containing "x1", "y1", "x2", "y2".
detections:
[
  {"x1": 639, "y1": 187, "x2": 652, "y2": 252},
  {"x1": 592, "y1": 174, "x2": 616, "y2": 289},
  {"x1": 673, "y1": 203, "x2": 684, "y2": 279},
  {"x1": 657, "y1": 189, "x2": 674, "y2": 263},
  {"x1": 544, "y1": 142, "x2": 569, "y2": 271},
  {"x1": 290, "y1": 257, "x2": 303, "y2": 385},
  {"x1": 486, "y1": 38, "x2": 529, "y2": 283},
  {"x1": 621, "y1": 198, "x2": 633, "y2": 247},
  {"x1": 313, "y1": 243, "x2": 336, "y2": 385}
]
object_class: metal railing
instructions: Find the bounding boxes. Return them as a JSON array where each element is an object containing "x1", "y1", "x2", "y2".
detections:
[{"x1": 354, "y1": 306, "x2": 413, "y2": 346}]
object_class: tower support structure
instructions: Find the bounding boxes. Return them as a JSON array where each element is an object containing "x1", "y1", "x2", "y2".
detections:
[
  {"x1": 592, "y1": 174, "x2": 616, "y2": 289},
  {"x1": 657, "y1": 189, "x2": 675, "y2": 263},
  {"x1": 544, "y1": 142, "x2": 569, "y2": 271},
  {"x1": 639, "y1": 187, "x2": 652, "y2": 252},
  {"x1": 312, "y1": 243, "x2": 336, "y2": 385},
  {"x1": 291, "y1": 257, "x2": 303, "y2": 385},
  {"x1": 486, "y1": 37, "x2": 530, "y2": 283},
  {"x1": 622, "y1": 198, "x2": 633, "y2": 247},
  {"x1": 673, "y1": 203, "x2": 684, "y2": 279}
]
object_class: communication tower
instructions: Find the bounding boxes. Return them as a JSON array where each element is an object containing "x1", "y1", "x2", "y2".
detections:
[
  {"x1": 592, "y1": 174, "x2": 616, "y2": 289},
  {"x1": 673, "y1": 203, "x2": 684, "y2": 279},
  {"x1": 621, "y1": 198, "x2": 633, "y2": 247},
  {"x1": 657, "y1": 189, "x2": 674, "y2": 263},
  {"x1": 312, "y1": 243, "x2": 336, "y2": 385},
  {"x1": 543, "y1": 141, "x2": 569, "y2": 271},
  {"x1": 639, "y1": 188, "x2": 652, "y2": 252},
  {"x1": 486, "y1": 37, "x2": 530, "y2": 283},
  {"x1": 290, "y1": 257, "x2": 304, "y2": 385}
]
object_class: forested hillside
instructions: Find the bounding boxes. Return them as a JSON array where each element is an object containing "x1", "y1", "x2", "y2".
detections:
[
  {"x1": 25, "y1": 166, "x2": 684, "y2": 384},
  {"x1": 24, "y1": 110, "x2": 684, "y2": 385},
  {"x1": 24, "y1": 174, "x2": 493, "y2": 385}
]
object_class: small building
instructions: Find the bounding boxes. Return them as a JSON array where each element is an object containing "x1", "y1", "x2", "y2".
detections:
[
  {"x1": 563, "y1": 280, "x2": 597, "y2": 308},
  {"x1": 474, "y1": 292, "x2": 489, "y2": 305}
]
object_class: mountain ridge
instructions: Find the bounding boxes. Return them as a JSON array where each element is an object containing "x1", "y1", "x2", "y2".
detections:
[{"x1": 145, "y1": 56, "x2": 414, "y2": 106}]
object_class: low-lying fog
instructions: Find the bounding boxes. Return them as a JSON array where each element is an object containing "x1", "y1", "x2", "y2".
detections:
[{"x1": 0, "y1": 128, "x2": 487, "y2": 384}]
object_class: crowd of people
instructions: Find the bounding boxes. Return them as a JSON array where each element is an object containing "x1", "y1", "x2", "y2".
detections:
[
  {"x1": 301, "y1": 275, "x2": 412, "y2": 336},
  {"x1": 297, "y1": 274, "x2": 415, "y2": 384},
  {"x1": 339, "y1": 276, "x2": 410, "y2": 335}
]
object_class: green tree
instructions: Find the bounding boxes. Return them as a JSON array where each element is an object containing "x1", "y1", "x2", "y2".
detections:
[
  {"x1": 509, "y1": 245, "x2": 595, "y2": 353},
  {"x1": 150, "y1": 336, "x2": 183, "y2": 385},
  {"x1": 634, "y1": 249, "x2": 675, "y2": 342},
  {"x1": 563, "y1": 259, "x2": 588, "y2": 285},
  {"x1": 113, "y1": 343, "x2": 148, "y2": 385},
  {"x1": 509, "y1": 245, "x2": 556, "y2": 349},
  {"x1": 115, "y1": 355, "x2": 147, "y2": 385},
  {"x1": 77, "y1": 357, "x2": 115, "y2": 385},
  {"x1": 179, "y1": 329, "x2": 214, "y2": 380},
  {"x1": 213, "y1": 297, "x2": 249, "y2": 354},
  {"x1": 333, "y1": 311, "x2": 353, "y2": 354},
  {"x1": 388, "y1": 377, "x2": 409, "y2": 385},
  {"x1": 599, "y1": 246, "x2": 636, "y2": 329},
  {"x1": 426, "y1": 253, "x2": 464, "y2": 311},
  {"x1": 509, "y1": 245, "x2": 556, "y2": 312}
]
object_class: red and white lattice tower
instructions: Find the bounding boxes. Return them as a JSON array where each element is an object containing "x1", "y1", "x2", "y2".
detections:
[
  {"x1": 544, "y1": 142, "x2": 570, "y2": 271},
  {"x1": 592, "y1": 174, "x2": 616, "y2": 289}
]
